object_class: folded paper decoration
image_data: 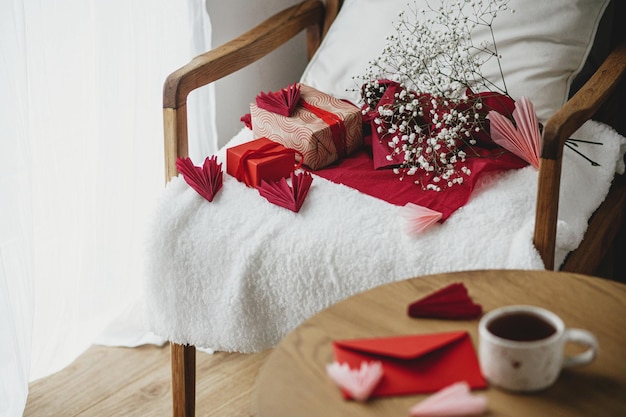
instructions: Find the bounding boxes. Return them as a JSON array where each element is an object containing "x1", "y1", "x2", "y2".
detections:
[
  {"x1": 326, "y1": 361, "x2": 384, "y2": 402},
  {"x1": 226, "y1": 137, "x2": 299, "y2": 187},
  {"x1": 250, "y1": 83, "x2": 363, "y2": 170},
  {"x1": 409, "y1": 381, "x2": 487, "y2": 417},
  {"x1": 401, "y1": 203, "x2": 443, "y2": 235},
  {"x1": 240, "y1": 113, "x2": 252, "y2": 129},
  {"x1": 257, "y1": 171, "x2": 313, "y2": 212},
  {"x1": 408, "y1": 283, "x2": 483, "y2": 320},
  {"x1": 489, "y1": 96, "x2": 541, "y2": 169},
  {"x1": 332, "y1": 331, "x2": 487, "y2": 398},
  {"x1": 255, "y1": 83, "x2": 301, "y2": 117},
  {"x1": 175, "y1": 155, "x2": 223, "y2": 202}
]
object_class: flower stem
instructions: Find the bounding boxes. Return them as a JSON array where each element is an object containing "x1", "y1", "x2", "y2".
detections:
[{"x1": 564, "y1": 142, "x2": 600, "y2": 166}]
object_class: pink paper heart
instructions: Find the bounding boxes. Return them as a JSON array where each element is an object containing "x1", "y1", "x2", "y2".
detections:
[
  {"x1": 489, "y1": 96, "x2": 541, "y2": 169},
  {"x1": 326, "y1": 361, "x2": 384, "y2": 402},
  {"x1": 401, "y1": 203, "x2": 443, "y2": 235},
  {"x1": 176, "y1": 155, "x2": 223, "y2": 202},
  {"x1": 409, "y1": 381, "x2": 487, "y2": 417}
]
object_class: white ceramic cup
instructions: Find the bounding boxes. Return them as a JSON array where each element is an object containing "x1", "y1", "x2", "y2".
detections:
[{"x1": 478, "y1": 305, "x2": 598, "y2": 392}]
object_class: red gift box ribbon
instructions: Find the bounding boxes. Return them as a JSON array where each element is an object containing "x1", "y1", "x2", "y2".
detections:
[
  {"x1": 300, "y1": 99, "x2": 347, "y2": 159},
  {"x1": 235, "y1": 142, "x2": 304, "y2": 187}
]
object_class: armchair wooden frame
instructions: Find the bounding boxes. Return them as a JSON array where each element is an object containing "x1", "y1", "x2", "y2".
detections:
[{"x1": 161, "y1": 1, "x2": 626, "y2": 416}]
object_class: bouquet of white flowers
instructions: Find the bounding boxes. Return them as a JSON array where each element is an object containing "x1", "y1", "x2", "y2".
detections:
[{"x1": 359, "y1": 0, "x2": 521, "y2": 191}]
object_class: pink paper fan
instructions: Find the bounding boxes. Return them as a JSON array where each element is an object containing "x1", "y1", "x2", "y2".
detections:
[
  {"x1": 256, "y1": 84, "x2": 301, "y2": 117},
  {"x1": 257, "y1": 171, "x2": 313, "y2": 212},
  {"x1": 409, "y1": 381, "x2": 487, "y2": 417},
  {"x1": 401, "y1": 203, "x2": 443, "y2": 235},
  {"x1": 176, "y1": 155, "x2": 223, "y2": 202},
  {"x1": 326, "y1": 361, "x2": 384, "y2": 402},
  {"x1": 489, "y1": 96, "x2": 541, "y2": 169}
]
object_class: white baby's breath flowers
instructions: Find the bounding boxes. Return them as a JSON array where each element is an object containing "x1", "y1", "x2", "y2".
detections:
[{"x1": 357, "y1": 0, "x2": 512, "y2": 191}]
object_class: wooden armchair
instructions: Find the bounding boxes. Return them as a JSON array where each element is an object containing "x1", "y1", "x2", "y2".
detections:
[{"x1": 159, "y1": 1, "x2": 626, "y2": 415}]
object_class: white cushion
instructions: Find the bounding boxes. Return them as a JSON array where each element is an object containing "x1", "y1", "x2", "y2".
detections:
[{"x1": 300, "y1": 0, "x2": 610, "y2": 122}]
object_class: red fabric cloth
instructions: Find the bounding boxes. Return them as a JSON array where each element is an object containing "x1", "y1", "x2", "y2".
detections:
[{"x1": 313, "y1": 147, "x2": 526, "y2": 221}]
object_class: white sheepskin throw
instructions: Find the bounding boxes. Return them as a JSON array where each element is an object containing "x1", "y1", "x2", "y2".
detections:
[{"x1": 145, "y1": 121, "x2": 625, "y2": 352}]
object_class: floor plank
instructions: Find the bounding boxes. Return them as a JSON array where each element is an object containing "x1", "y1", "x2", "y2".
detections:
[{"x1": 24, "y1": 345, "x2": 270, "y2": 417}]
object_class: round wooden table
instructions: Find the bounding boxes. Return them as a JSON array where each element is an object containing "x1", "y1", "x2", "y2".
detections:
[{"x1": 254, "y1": 270, "x2": 626, "y2": 416}]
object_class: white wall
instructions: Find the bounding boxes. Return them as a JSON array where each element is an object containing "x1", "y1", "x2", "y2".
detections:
[{"x1": 206, "y1": 0, "x2": 309, "y2": 148}]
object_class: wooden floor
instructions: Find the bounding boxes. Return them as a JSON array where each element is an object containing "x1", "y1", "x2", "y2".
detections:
[{"x1": 24, "y1": 344, "x2": 271, "y2": 417}]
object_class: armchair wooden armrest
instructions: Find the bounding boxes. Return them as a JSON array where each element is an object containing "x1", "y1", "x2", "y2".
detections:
[
  {"x1": 534, "y1": 42, "x2": 626, "y2": 270},
  {"x1": 162, "y1": 0, "x2": 332, "y2": 182}
]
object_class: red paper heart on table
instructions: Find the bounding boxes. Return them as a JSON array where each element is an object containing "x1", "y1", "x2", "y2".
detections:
[
  {"x1": 255, "y1": 84, "x2": 301, "y2": 117},
  {"x1": 176, "y1": 155, "x2": 223, "y2": 202},
  {"x1": 408, "y1": 283, "x2": 482, "y2": 319},
  {"x1": 489, "y1": 96, "x2": 541, "y2": 169},
  {"x1": 257, "y1": 171, "x2": 313, "y2": 212}
]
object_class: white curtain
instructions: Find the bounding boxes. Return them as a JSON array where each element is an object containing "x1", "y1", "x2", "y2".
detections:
[{"x1": 0, "y1": 1, "x2": 216, "y2": 415}]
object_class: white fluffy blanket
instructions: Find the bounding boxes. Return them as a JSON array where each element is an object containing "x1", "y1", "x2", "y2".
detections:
[{"x1": 145, "y1": 121, "x2": 625, "y2": 352}]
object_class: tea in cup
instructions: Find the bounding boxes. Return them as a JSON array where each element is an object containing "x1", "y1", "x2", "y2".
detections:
[{"x1": 478, "y1": 305, "x2": 598, "y2": 392}]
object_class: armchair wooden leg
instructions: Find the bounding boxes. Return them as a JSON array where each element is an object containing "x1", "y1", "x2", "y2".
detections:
[{"x1": 171, "y1": 342, "x2": 196, "y2": 417}]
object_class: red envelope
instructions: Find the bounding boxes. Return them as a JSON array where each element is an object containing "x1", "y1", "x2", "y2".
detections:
[{"x1": 332, "y1": 331, "x2": 486, "y2": 399}]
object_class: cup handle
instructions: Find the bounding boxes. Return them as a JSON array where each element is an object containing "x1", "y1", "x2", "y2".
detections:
[{"x1": 563, "y1": 328, "x2": 598, "y2": 368}]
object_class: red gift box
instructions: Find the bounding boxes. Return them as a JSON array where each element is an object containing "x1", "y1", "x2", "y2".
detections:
[
  {"x1": 250, "y1": 84, "x2": 363, "y2": 170},
  {"x1": 226, "y1": 137, "x2": 298, "y2": 187}
]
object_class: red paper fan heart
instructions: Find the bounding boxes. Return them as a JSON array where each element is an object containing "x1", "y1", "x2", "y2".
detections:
[
  {"x1": 176, "y1": 155, "x2": 223, "y2": 202},
  {"x1": 256, "y1": 83, "x2": 301, "y2": 117},
  {"x1": 408, "y1": 283, "x2": 482, "y2": 319},
  {"x1": 240, "y1": 113, "x2": 252, "y2": 129},
  {"x1": 257, "y1": 171, "x2": 313, "y2": 212}
]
